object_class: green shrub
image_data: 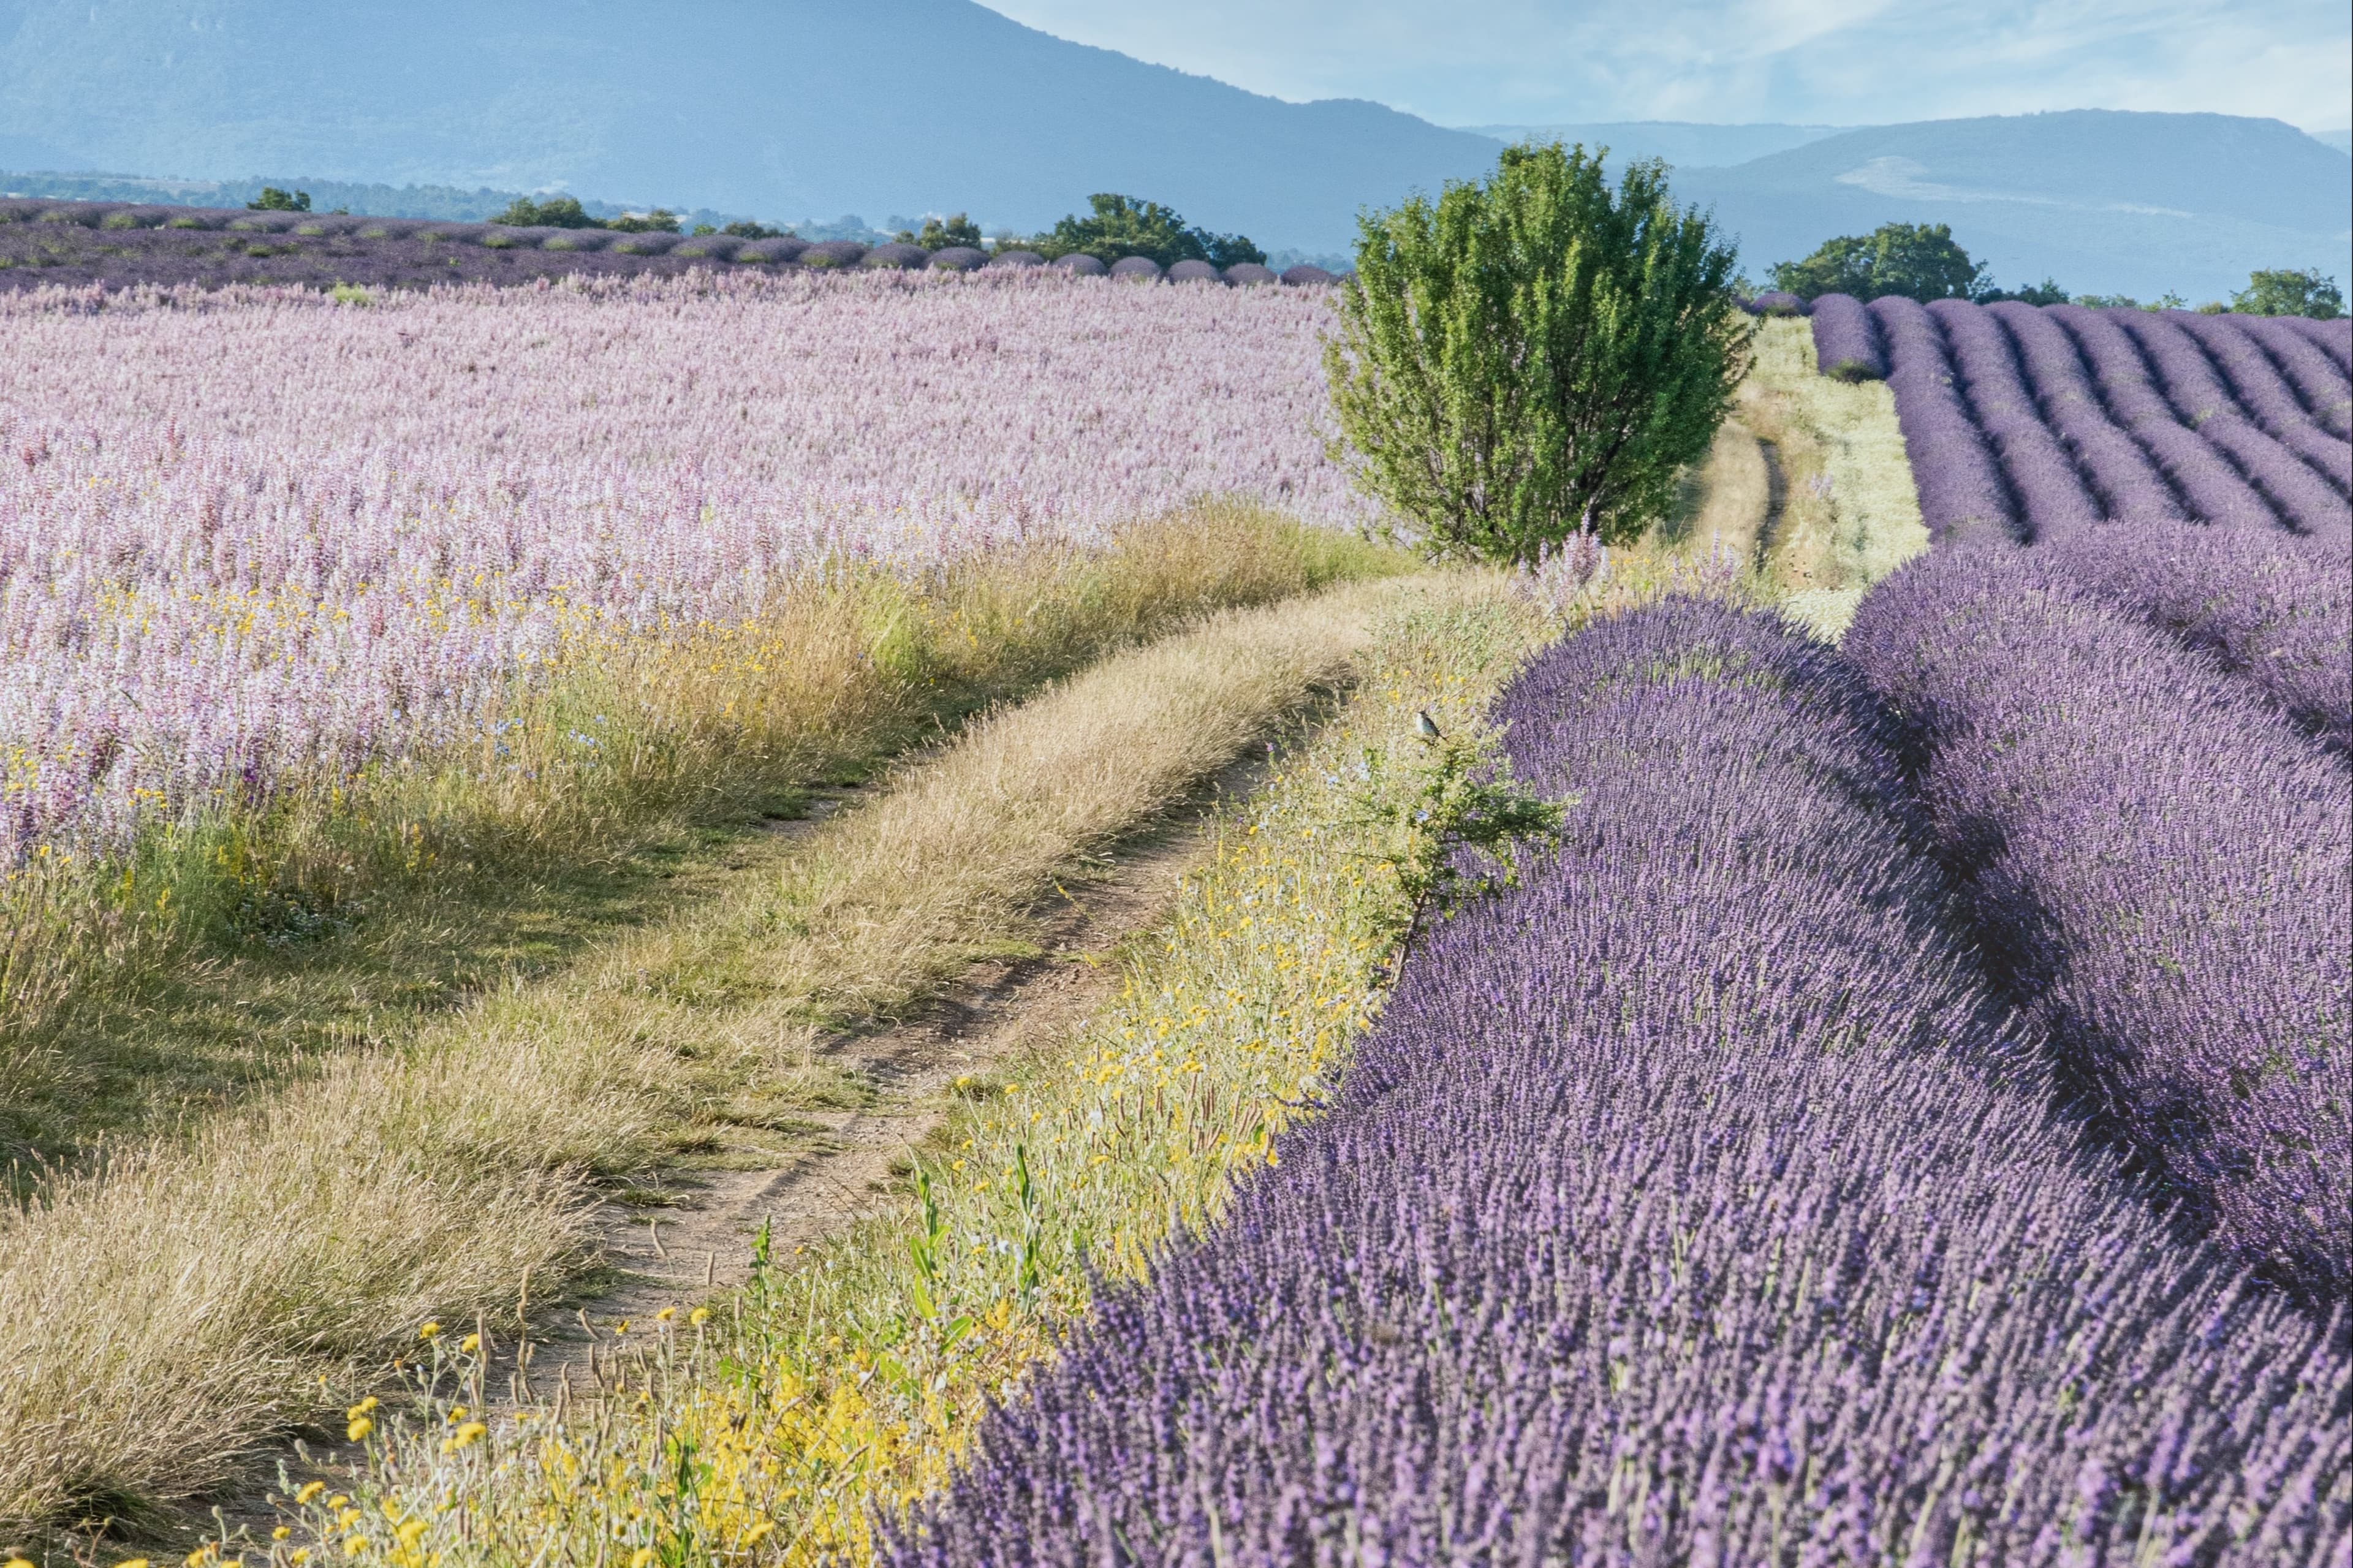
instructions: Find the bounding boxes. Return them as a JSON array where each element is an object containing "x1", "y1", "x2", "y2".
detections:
[
  {"x1": 1026, "y1": 194, "x2": 1263, "y2": 268},
  {"x1": 246, "y1": 187, "x2": 311, "y2": 213},
  {"x1": 492, "y1": 195, "x2": 601, "y2": 229},
  {"x1": 1771, "y1": 222, "x2": 1984, "y2": 302},
  {"x1": 721, "y1": 219, "x2": 790, "y2": 240},
  {"x1": 1323, "y1": 142, "x2": 1748, "y2": 560},
  {"x1": 607, "y1": 208, "x2": 681, "y2": 234},
  {"x1": 2230, "y1": 267, "x2": 2344, "y2": 319}
]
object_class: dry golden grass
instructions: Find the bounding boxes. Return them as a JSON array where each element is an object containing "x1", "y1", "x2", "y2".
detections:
[
  {"x1": 1656, "y1": 417, "x2": 1775, "y2": 567},
  {"x1": 0, "y1": 577, "x2": 1398, "y2": 1533},
  {"x1": 2, "y1": 507, "x2": 1391, "y2": 1170},
  {"x1": 1735, "y1": 317, "x2": 1927, "y2": 637}
]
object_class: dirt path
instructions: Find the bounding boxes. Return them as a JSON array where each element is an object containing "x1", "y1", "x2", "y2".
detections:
[{"x1": 495, "y1": 767, "x2": 1249, "y2": 1404}]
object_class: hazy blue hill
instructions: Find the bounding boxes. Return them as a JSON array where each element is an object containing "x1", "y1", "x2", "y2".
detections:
[
  {"x1": 2316, "y1": 129, "x2": 2352, "y2": 156},
  {"x1": 1459, "y1": 122, "x2": 1845, "y2": 168},
  {"x1": 1676, "y1": 111, "x2": 2352, "y2": 301},
  {"x1": 0, "y1": 0, "x2": 1498, "y2": 250}
]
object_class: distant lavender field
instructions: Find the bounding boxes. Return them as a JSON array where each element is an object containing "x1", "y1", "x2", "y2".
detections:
[
  {"x1": 0, "y1": 200, "x2": 1324, "y2": 293},
  {"x1": 1809, "y1": 294, "x2": 2351, "y2": 542},
  {"x1": 0, "y1": 268, "x2": 1365, "y2": 862}
]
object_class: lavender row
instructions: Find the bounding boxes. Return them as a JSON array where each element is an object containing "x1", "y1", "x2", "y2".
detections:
[
  {"x1": 1985, "y1": 301, "x2": 2212, "y2": 523},
  {"x1": 1840, "y1": 294, "x2": 2351, "y2": 537},
  {"x1": 1848, "y1": 548, "x2": 2351, "y2": 1298},
  {"x1": 2105, "y1": 311, "x2": 2350, "y2": 534},
  {"x1": 2170, "y1": 313, "x2": 2353, "y2": 487},
  {"x1": 1866, "y1": 295, "x2": 2020, "y2": 542},
  {"x1": 2290, "y1": 314, "x2": 2353, "y2": 375},
  {"x1": 0, "y1": 200, "x2": 1330, "y2": 292},
  {"x1": 2040, "y1": 521, "x2": 2352, "y2": 754},
  {"x1": 1807, "y1": 290, "x2": 1884, "y2": 380},
  {"x1": 890, "y1": 598, "x2": 2349, "y2": 1565},
  {"x1": 1931, "y1": 298, "x2": 2104, "y2": 539}
]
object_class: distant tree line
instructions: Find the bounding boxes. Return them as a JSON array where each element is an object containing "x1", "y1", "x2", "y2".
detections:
[
  {"x1": 491, "y1": 194, "x2": 792, "y2": 240},
  {"x1": 488, "y1": 192, "x2": 1267, "y2": 269},
  {"x1": 1770, "y1": 221, "x2": 2343, "y2": 318}
]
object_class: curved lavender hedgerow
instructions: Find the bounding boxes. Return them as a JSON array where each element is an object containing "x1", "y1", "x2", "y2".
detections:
[
  {"x1": 1806, "y1": 291, "x2": 1884, "y2": 379},
  {"x1": 2111, "y1": 311, "x2": 2350, "y2": 538},
  {"x1": 2048, "y1": 305, "x2": 2283, "y2": 528},
  {"x1": 2241, "y1": 315, "x2": 2353, "y2": 439},
  {"x1": 1984, "y1": 301, "x2": 2187, "y2": 520},
  {"x1": 2170, "y1": 314, "x2": 2353, "y2": 494},
  {"x1": 1930, "y1": 298, "x2": 2102, "y2": 540},
  {"x1": 1868, "y1": 295, "x2": 2019, "y2": 542},
  {"x1": 1849, "y1": 549, "x2": 2351, "y2": 1298},
  {"x1": 2040, "y1": 520, "x2": 2352, "y2": 755},
  {"x1": 2288, "y1": 314, "x2": 2353, "y2": 376},
  {"x1": 888, "y1": 599, "x2": 2351, "y2": 1566}
]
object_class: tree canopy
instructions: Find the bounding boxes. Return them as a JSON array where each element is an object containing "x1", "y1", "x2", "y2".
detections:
[
  {"x1": 1325, "y1": 142, "x2": 1750, "y2": 560},
  {"x1": 1770, "y1": 222, "x2": 1985, "y2": 303},
  {"x1": 246, "y1": 187, "x2": 311, "y2": 213},
  {"x1": 1031, "y1": 194, "x2": 1265, "y2": 268},
  {"x1": 2232, "y1": 268, "x2": 2344, "y2": 319}
]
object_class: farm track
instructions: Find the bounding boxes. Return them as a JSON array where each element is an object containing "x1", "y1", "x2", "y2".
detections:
[{"x1": 523, "y1": 757, "x2": 1259, "y2": 1398}]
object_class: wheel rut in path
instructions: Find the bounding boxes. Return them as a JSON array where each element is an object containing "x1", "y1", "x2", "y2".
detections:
[{"x1": 500, "y1": 762, "x2": 1259, "y2": 1404}]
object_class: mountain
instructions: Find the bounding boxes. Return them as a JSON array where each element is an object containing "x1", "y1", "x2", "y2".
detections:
[
  {"x1": 0, "y1": 0, "x2": 1499, "y2": 252},
  {"x1": 1459, "y1": 123, "x2": 1846, "y2": 169},
  {"x1": 2315, "y1": 129, "x2": 2352, "y2": 156},
  {"x1": 1675, "y1": 112, "x2": 2352, "y2": 302}
]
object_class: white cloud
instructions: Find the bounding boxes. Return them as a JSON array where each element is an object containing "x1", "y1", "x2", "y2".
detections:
[{"x1": 979, "y1": 0, "x2": 2352, "y2": 129}]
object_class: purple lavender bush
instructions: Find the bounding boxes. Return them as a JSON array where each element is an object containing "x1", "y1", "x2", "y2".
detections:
[
  {"x1": 2040, "y1": 521, "x2": 2352, "y2": 754},
  {"x1": 888, "y1": 599, "x2": 2351, "y2": 1567},
  {"x1": 2289, "y1": 314, "x2": 2353, "y2": 374},
  {"x1": 1930, "y1": 297, "x2": 2102, "y2": 540},
  {"x1": 2241, "y1": 316, "x2": 2353, "y2": 439},
  {"x1": 1868, "y1": 295, "x2": 2020, "y2": 542},
  {"x1": 1848, "y1": 548, "x2": 2351, "y2": 1299},
  {"x1": 2047, "y1": 306, "x2": 2297, "y2": 529},
  {"x1": 2109, "y1": 311, "x2": 2349, "y2": 538},
  {"x1": 1745, "y1": 288, "x2": 1808, "y2": 316},
  {"x1": 1983, "y1": 301, "x2": 2188, "y2": 521},
  {"x1": 2170, "y1": 314, "x2": 2353, "y2": 493},
  {"x1": 1806, "y1": 292, "x2": 1884, "y2": 380}
]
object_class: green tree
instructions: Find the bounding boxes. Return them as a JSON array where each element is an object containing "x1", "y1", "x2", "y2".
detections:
[
  {"x1": 2231, "y1": 267, "x2": 2344, "y2": 319},
  {"x1": 1030, "y1": 194, "x2": 1263, "y2": 268},
  {"x1": 1324, "y1": 142, "x2": 1751, "y2": 559},
  {"x1": 607, "y1": 208, "x2": 681, "y2": 234},
  {"x1": 247, "y1": 187, "x2": 311, "y2": 213},
  {"x1": 491, "y1": 195, "x2": 601, "y2": 229},
  {"x1": 1771, "y1": 222, "x2": 1985, "y2": 302},
  {"x1": 911, "y1": 213, "x2": 984, "y2": 249},
  {"x1": 1978, "y1": 276, "x2": 2068, "y2": 306},
  {"x1": 722, "y1": 219, "x2": 790, "y2": 239}
]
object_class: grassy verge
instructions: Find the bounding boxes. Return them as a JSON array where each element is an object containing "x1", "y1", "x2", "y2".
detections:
[
  {"x1": 2, "y1": 506, "x2": 1393, "y2": 1169},
  {"x1": 251, "y1": 574, "x2": 1556, "y2": 1567},
  {"x1": 0, "y1": 577, "x2": 1404, "y2": 1537},
  {"x1": 1734, "y1": 316, "x2": 1927, "y2": 637}
]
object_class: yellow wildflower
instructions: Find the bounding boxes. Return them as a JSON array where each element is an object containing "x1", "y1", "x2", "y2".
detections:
[
  {"x1": 417, "y1": 1322, "x2": 441, "y2": 1341},
  {"x1": 689, "y1": 1306, "x2": 711, "y2": 1327},
  {"x1": 296, "y1": 1482, "x2": 327, "y2": 1504},
  {"x1": 629, "y1": 1551, "x2": 657, "y2": 1568},
  {"x1": 346, "y1": 1416, "x2": 374, "y2": 1442},
  {"x1": 458, "y1": 1333, "x2": 481, "y2": 1354},
  {"x1": 343, "y1": 1539, "x2": 368, "y2": 1558},
  {"x1": 273, "y1": 1529, "x2": 292, "y2": 1542}
]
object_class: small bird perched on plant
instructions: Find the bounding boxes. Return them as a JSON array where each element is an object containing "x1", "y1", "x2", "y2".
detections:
[{"x1": 1415, "y1": 710, "x2": 1442, "y2": 743}]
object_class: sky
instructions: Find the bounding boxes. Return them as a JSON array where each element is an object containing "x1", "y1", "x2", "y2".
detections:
[{"x1": 982, "y1": 0, "x2": 2353, "y2": 132}]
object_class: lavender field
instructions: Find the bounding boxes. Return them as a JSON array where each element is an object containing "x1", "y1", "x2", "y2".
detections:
[
  {"x1": 1811, "y1": 295, "x2": 2351, "y2": 542},
  {"x1": 0, "y1": 200, "x2": 1319, "y2": 294},
  {"x1": 0, "y1": 268, "x2": 1363, "y2": 864},
  {"x1": 895, "y1": 598, "x2": 2350, "y2": 1564}
]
